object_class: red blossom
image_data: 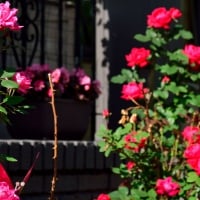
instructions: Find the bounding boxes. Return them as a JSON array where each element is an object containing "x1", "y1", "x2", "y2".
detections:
[
  {"x1": 125, "y1": 47, "x2": 151, "y2": 68},
  {"x1": 184, "y1": 143, "x2": 200, "y2": 174},
  {"x1": 126, "y1": 161, "x2": 136, "y2": 171},
  {"x1": 182, "y1": 126, "x2": 200, "y2": 144},
  {"x1": 182, "y1": 44, "x2": 200, "y2": 70},
  {"x1": 97, "y1": 193, "x2": 111, "y2": 200},
  {"x1": 102, "y1": 109, "x2": 111, "y2": 119},
  {"x1": 155, "y1": 177, "x2": 180, "y2": 197},
  {"x1": 124, "y1": 132, "x2": 147, "y2": 152},
  {"x1": 147, "y1": 7, "x2": 182, "y2": 29}
]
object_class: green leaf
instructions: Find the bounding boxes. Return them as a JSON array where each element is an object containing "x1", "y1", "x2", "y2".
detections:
[
  {"x1": 187, "y1": 95, "x2": 200, "y2": 107},
  {"x1": 159, "y1": 64, "x2": 178, "y2": 75},
  {"x1": 1, "y1": 79, "x2": 18, "y2": 89},
  {"x1": 111, "y1": 74, "x2": 127, "y2": 84},
  {"x1": 179, "y1": 30, "x2": 193, "y2": 40},
  {"x1": 0, "y1": 154, "x2": 17, "y2": 162},
  {"x1": 4, "y1": 96, "x2": 25, "y2": 106},
  {"x1": 187, "y1": 171, "x2": 199, "y2": 183},
  {"x1": 0, "y1": 70, "x2": 15, "y2": 78},
  {"x1": 0, "y1": 105, "x2": 7, "y2": 114},
  {"x1": 131, "y1": 189, "x2": 147, "y2": 198},
  {"x1": 147, "y1": 189, "x2": 157, "y2": 199},
  {"x1": 134, "y1": 33, "x2": 150, "y2": 42}
]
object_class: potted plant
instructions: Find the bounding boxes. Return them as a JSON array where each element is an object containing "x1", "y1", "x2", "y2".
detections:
[
  {"x1": 7, "y1": 63, "x2": 101, "y2": 140},
  {"x1": 96, "y1": 6, "x2": 200, "y2": 200}
]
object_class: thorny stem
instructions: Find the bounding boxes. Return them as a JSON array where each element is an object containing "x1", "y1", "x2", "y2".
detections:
[{"x1": 48, "y1": 73, "x2": 58, "y2": 200}]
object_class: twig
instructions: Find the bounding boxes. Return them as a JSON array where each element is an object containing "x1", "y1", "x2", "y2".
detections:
[{"x1": 48, "y1": 73, "x2": 58, "y2": 200}]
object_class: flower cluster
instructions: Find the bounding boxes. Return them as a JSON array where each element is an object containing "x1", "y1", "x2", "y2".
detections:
[
  {"x1": 0, "y1": 1, "x2": 23, "y2": 31},
  {"x1": 0, "y1": 1, "x2": 24, "y2": 123},
  {"x1": 97, "y1": 6, "x2": 200, "y2": 200},
  {"x1": 13, "y1": 63, "x2": 101, "y2": 102}
]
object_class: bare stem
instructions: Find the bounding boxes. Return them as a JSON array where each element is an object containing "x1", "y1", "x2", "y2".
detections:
[{"x1": 48, "y1": 73, "x2": 58, "y2": 200}]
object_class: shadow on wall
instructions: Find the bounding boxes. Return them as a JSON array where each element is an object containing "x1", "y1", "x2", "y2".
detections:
[{"x1": 99, "y1": 0, "x2": 183, "y2": 129}]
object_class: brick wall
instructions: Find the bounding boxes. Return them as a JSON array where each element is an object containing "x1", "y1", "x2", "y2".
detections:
[{"x1": 0, "y1": 140, "x2": 121, "y2": 200}]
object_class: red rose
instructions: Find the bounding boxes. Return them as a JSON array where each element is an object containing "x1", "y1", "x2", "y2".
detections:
[
  {"x1": 168, "y1": 7, "x2": 182, "y2": 19},
  {"x1": 184, "y1": 143, "x2": 200, "y2": 174},
  {"x1": 147, "y1": 7, "x2": 181, "y2": 29},
  {"x1": 125, "y1": 47, "x2": 151, "y2": 68},
  {"x1": 155, "y1": 177, "x2": 180, "y2": 197},
  {"x1": 126, "y1": 161, "x2": 136, "y2": 171},
  {"x1": 183, "y1": 44, "x2": 200, "y2": 70},
  {"x1": 97, "y1": 193, "x2": 111, "y2": 200},
  {"x1": 121, "y1": 82, "x2": 148, "y2": 101},
  {"x1": 124, "y1": 132, "x2": 147, "y2": 153},
  {"x1": 147, "y1": 7, "x2": 172, "y2": 29},
  {"x1": 182, "y1": 126, "x2": 200, "y2": 143},
  {"x1": 161, "y1": 76, "x2": 170, "y2": 84}
]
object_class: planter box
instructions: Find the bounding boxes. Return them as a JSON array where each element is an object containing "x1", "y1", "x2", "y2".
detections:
[{"x1": 7, "y1": 99, "x2": 92, "y2": 140}]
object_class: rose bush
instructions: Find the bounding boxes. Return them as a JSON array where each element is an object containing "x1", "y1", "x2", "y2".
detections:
[{"x1": 97, "y1": 6, "x2": 200, "y2": 200}]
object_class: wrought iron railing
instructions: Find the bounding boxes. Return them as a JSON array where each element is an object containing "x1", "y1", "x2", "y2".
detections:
[{"x1": 0, "y1": 0, "x2": 95, "y2": 71}]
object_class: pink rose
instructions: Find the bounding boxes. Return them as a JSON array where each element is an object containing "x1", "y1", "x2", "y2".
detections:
[
  {"x1": 97, "y1": 193, "x2": 110, "y2": 200},
  {"x1": 126, "y1": 161, "x2": 135, "y2": 171},
  {"x1": 13, "y1": 72, "x2": 31, "y2": 94},
  {"x1": 0, "y1": 1, "x2": 23, "y2": 31},
  {"x1": 182, "y1": 44, "x2": 200, "y2": 70},
  {"x1": 155, "y1": 177, "x2": 180, "y2": 197},
  {"x1": 182, "y1": 126, "x2": 200, "y2": 143},
  {"x1": 33, "y1": 80, "x2": 45, "y2": 91},
  {"x1": 184, "y1": 143, "x2": 200, "y2": 174},
  {"x1": 147, "y1": 7, "x2": 181, "y2": 29},
  {"x1": 51, "y1": 69, "x2": 61, "y2": 83},
  {"x1": 125, "y1": 47, "x2": 151, "y2": 68},
  {"x1": 121, "y1": 82, "x2": 148, "y2": 100},
  {"x1": 0, "y1": 182, "x2": 20, "y2": 200},
  {"x1": 79, "y1": 75, "x2": 91, "y2": 85}
]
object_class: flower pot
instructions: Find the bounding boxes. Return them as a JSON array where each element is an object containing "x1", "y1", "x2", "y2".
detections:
[{"x1": 7, "y1": 99, "x2": 92, "y2": 140}]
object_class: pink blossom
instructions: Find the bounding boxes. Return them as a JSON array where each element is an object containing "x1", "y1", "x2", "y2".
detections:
[
  {"x1": 0, "y1": 1, "x2": 23, "y2": 31},
  {"x1": 51, "y1": 68, "x2": 61, "y2": 83},
  {"x1": 121, "y1": 82, "x2": 148, "y2": 101},
  {"x1": 47, "y1": 88, "x2": 53, "y2": 97},
  {"x1": 0, "y1": 182, "x2": 20, "y2": 200},
  {"x1": 33, "y1": 80, "x2": 45, "y2": 91},
  {"x1": 125, "y1": 47, "x2": 151, "y2": 68},
  {"x1": 155, "y1": 177, "x2": 180, "y2": 197},
  {"x1": 13, "y1": 72, "x2": 31, "y2": 94},
  {"x1": 79, "y1": 75, "x2": 91, "y2": 85},
  {"x1": 161, "y1": 76, "x2": 170, "y2": 84}
]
